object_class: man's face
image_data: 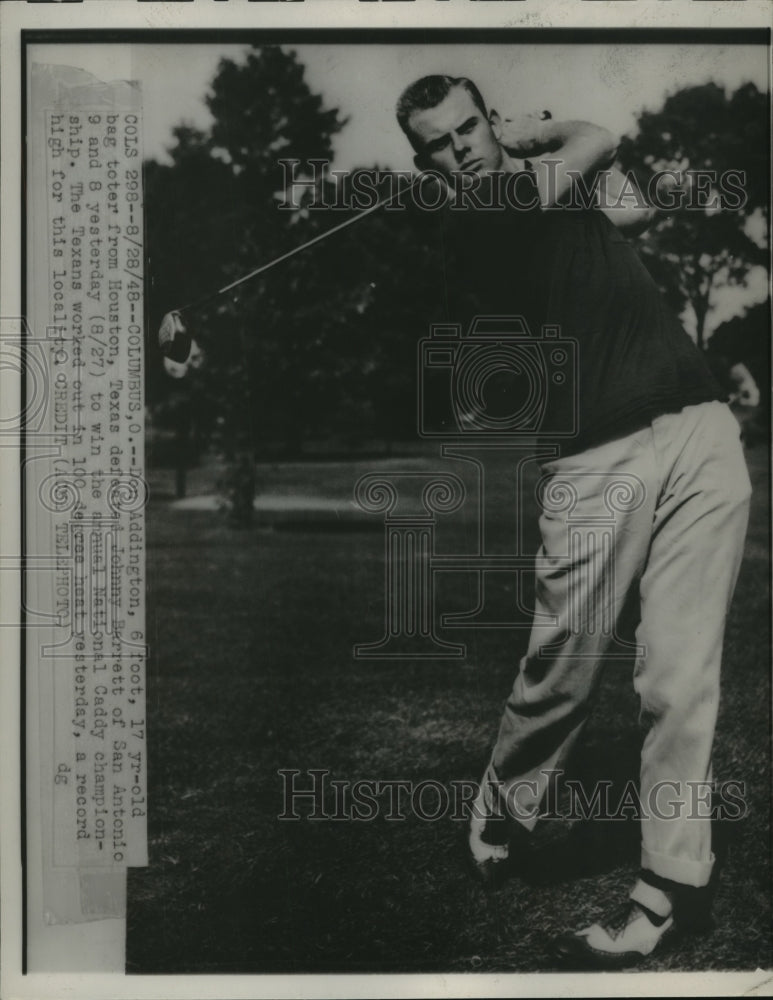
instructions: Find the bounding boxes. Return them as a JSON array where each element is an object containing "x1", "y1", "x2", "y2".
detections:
[{"x1": 407, "y1": 85, "x2": 504, "y2": 178}]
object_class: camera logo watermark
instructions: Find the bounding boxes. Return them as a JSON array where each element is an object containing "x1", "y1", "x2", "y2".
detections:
[
  {"x1": 2, "y1": 315, "x2": 149, "y2": 657},
  {"x1": 353, "y1": 314, "x2": 644, "y2": 661},
  {"x1": 418, "y1": 316, "x2": 577, "y2": 439}
]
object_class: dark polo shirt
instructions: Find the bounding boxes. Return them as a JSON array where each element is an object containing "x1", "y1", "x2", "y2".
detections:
[{"x1": 443, "y1": 173, "x2": 723, "y2": 454}]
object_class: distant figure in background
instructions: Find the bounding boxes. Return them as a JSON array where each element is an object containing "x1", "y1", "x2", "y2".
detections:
[
  {"x1": 728, "y1": 361, "x2": 761, "y2": 409},
  {"x1": 707, "y1": 351, "x2": 764, "y2": 446},
  {"x1": 729, "y1": 361, "x2": 767, "y2": 447}
]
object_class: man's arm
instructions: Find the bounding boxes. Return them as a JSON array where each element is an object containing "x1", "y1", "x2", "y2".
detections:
[
  {"x1": 597, "y1": 165, "x2": 657, "y2": 235},
  {"x1": 600, "y1": 166, "x2": 692, "y2": 235},
  {"x1": 497, "y1": 116, "x2": 618, "y2": 208}
]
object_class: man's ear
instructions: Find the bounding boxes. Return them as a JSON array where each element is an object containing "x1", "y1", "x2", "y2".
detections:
[{"x1": 489, "y1": 109, "x2": 503, "y2": 141}]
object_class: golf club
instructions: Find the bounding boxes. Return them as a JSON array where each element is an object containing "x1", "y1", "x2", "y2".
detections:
[
  {"x1": 158, "y1": 110, "x2": 553, "y2": 368},
  {"x1": 158, "y1": 173, "x2": 425, "y2": 365}
]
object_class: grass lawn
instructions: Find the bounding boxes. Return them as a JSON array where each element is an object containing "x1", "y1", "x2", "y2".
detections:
[{"x1": 127, "y1": 442, "x2": 771, "y2": 974}]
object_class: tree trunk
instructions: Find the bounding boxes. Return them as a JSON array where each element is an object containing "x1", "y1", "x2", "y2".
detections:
[
  {"x1": 695, "y1": 311, "x2": 706, "y2": 350},
  {"x1": 175, "y1": 465, "x2": 187, "y2": 500},
  {"x1": 692, "y1": 289, "x2": 711, "y2": 351},
  {"x1": 284, "y1": 421, "x2": 304, "y2": 458},
  {"x1": 174, "y1": 407, "x2": 191, "y2": 499}
]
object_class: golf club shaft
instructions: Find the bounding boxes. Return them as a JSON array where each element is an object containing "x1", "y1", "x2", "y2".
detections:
[
  {"x1": 177, "y1": 173, "x2": 424, "y2": 316},
  {"x1": 173, "y1": 115, "x2": 552, "y2": 319}
]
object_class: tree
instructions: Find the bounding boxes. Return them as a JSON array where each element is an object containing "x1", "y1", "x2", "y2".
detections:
[
  {"x1": 145, "y1": 46, "x2": 448, "y2": 462},
  {"x1": 144, "y1": 46, "x2": 350, "y2": 459},
  {"x1": 618, "y1": 82, "x2": 769, "y2": 349}
]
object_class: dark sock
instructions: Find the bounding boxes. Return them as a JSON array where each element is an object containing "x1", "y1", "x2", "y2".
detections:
[
  {"x1": 640, "y1": 868, "x2": 713, "y2": 931},
  {"x1": 636, "y1": 902, "x2": 671, "y2": 928},
  {"x1": 640, "y1": 868, "x2": 683, "y2": 896}
]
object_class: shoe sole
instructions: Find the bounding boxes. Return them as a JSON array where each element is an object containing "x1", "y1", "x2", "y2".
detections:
[{"x1": 550, "y1": 921, "x2": 688, "y2": 970}]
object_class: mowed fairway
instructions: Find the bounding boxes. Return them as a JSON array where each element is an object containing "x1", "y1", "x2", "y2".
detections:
[{"x1": 127, "y1": 444, "x2": 771, "y2": 974}]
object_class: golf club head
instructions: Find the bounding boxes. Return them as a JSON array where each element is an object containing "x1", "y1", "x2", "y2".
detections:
[
  {"x1": 163, "y1": 337, "x2": 202, "y2": 379},
  {"x1": 159, "y1": 310, "x2": 193, "y2": 364}
]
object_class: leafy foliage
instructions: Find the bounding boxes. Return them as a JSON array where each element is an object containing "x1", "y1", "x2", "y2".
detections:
[
  {"x1": 618, "y1": 82, "x2": 769, "y2": 348},
  {"x1": 145, "y1": 46, "x2": 447, "y2": 458},
  {"x1": 146, "y1": 60, "x2": 770, "y2": 463}
]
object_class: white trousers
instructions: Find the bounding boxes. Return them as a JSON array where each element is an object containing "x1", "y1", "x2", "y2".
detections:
[{"x1": 485, "y1": 401, "x2": 751, "y2": 888}]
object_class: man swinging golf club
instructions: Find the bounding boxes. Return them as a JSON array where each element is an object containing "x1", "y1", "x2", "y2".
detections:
[{"x1": 395, "y1": 74, "x2": 751, "y2": 967}]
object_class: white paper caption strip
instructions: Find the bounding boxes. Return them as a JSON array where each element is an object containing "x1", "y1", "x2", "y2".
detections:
[{"x1": 29, "y1": 65, "x2": 147, "y2": 923}]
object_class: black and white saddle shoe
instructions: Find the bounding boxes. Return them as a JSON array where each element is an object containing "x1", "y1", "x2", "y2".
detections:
[{"x1": 551, "y1": 878, "x2": 680, "y2": 968}]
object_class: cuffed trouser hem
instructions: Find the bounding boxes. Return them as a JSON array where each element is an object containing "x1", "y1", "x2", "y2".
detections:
[
  {"x1": 482, "y1": 761, "x2": 541, "y2": 833},
  {"x1": 641, "y1": 846, "x2": 714, "y2": 888}
]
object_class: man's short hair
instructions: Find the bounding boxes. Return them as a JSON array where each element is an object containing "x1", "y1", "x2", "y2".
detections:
[{"x1": 396, "y1": 75, "x2": 488, "y2": 150}]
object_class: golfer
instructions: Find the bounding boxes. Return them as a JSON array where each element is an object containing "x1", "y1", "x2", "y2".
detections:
[{"x1": 396, "y1": 74, "x2": 751, "y2": 967}]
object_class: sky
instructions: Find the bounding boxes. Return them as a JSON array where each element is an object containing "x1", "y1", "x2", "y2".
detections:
[
  {"x1": 28, "y1": 40, "x2": 769, "y2": 170},
  {"x1": 28, "y1": 39, "x2": 771, "y2": 332}
]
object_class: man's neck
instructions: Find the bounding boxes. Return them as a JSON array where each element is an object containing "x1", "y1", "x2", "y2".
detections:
[{"x1": 499, "y1": 148, "x2": 525, "y2": 173}]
